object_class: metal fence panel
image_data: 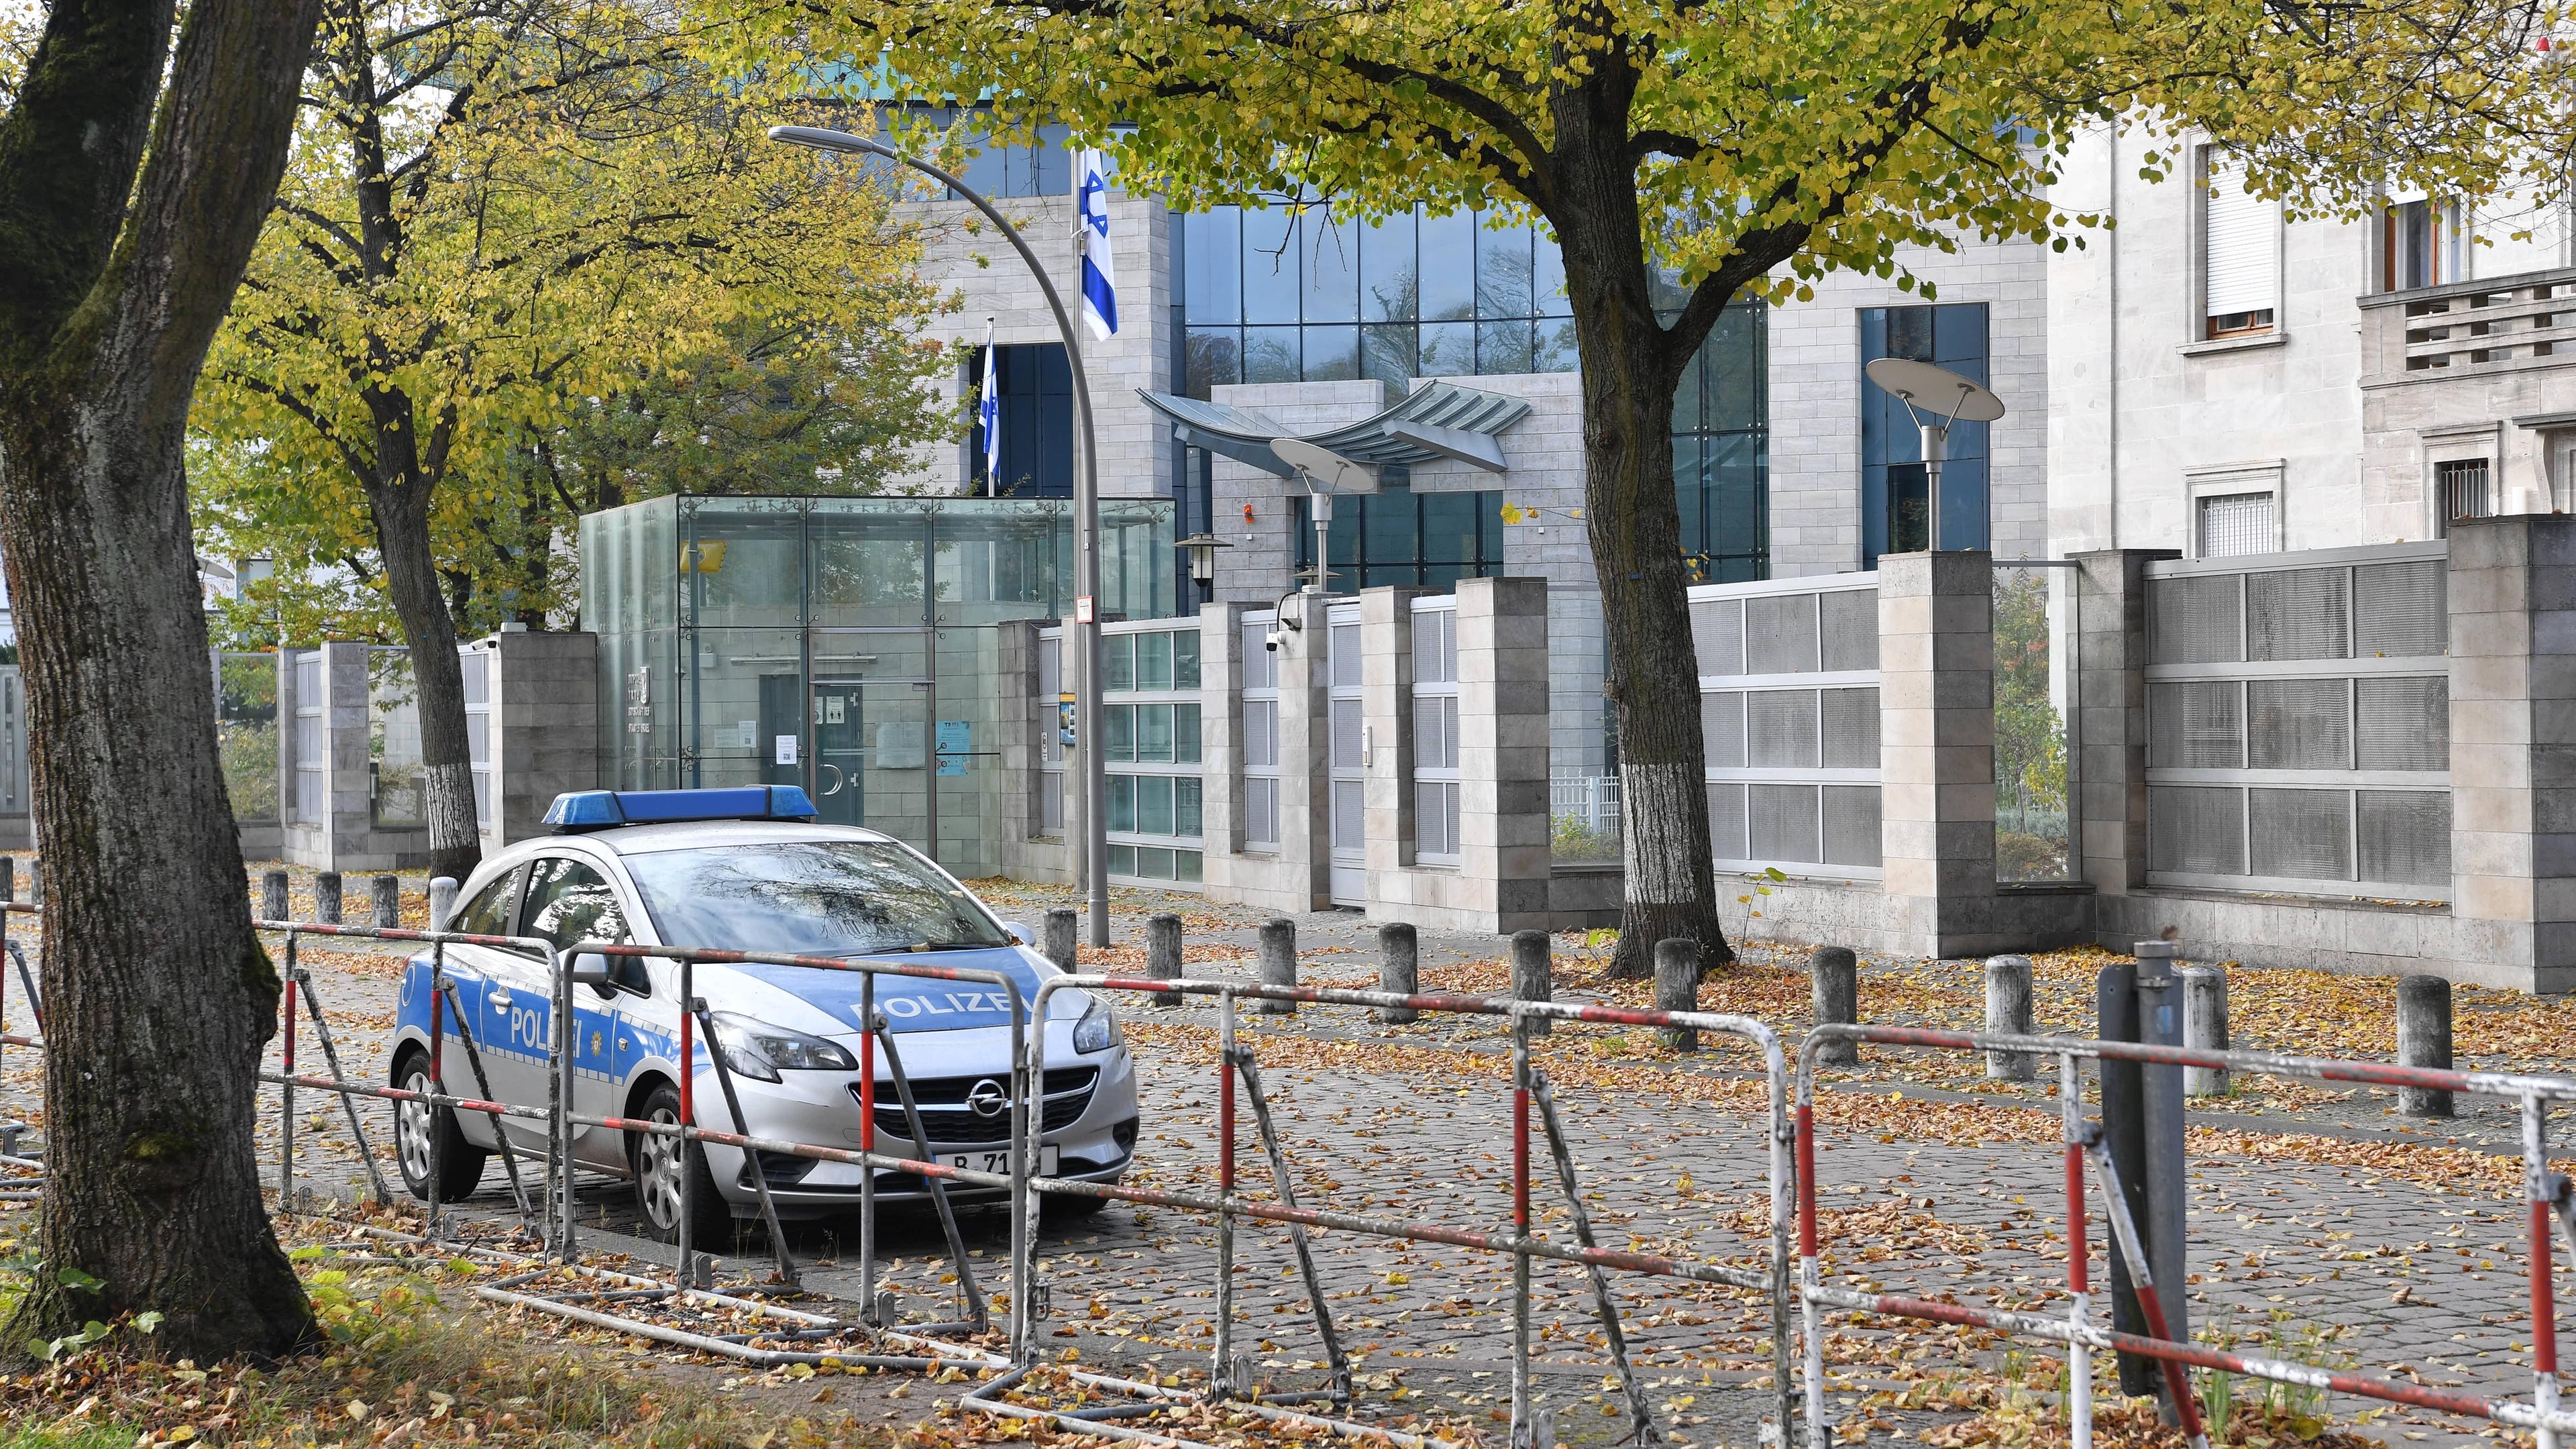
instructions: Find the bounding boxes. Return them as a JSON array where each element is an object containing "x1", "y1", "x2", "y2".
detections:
[
  {"x1": 1693, "y1": 576, "x2": 1880, "y2": 880},
  {"x1": 1746, "y1": 594, "x2": 1819, "y2": 676},
  {"x1": 2247, "y1": 567, "x2": 2350, "y2": 661},
  {"x1": 2249, "y1": 786, "x2": 2353, "y2": 880}
]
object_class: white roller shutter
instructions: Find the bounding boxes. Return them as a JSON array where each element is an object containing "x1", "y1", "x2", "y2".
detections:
[{"x1": 2204, "y1": 148, "x2": 2278, "y2": 324}]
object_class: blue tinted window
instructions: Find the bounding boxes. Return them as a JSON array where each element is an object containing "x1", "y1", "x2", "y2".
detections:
[
  {"x1": 968, "y1": 343, "x2": 1074, "y2": 498},
  {"x1": 1185, "y1": 209, "x2": 1242, "y2": 325},
  {"x1": 1362, "y1": 211, "x2": 1417, "y2": 321},
  {"x1": 1674, "y1": 309, "x2": 1769, "y2": 582},
  {"x1": 1417, "y1": 211, "x2": 1477, "y2": 321},
  {"x1": 1292, "y1": 479, "x2": 1505, "y2": 592},
  {"x1": 1242, "y1": 209, "x2": 1300, "y2": 325},
  {"x1": 1477, "y1": 221, "x2": 1533, "y2": 318},
  {"x1": 1303, "y1": 207, "x2": 1359, "y2": 323}
]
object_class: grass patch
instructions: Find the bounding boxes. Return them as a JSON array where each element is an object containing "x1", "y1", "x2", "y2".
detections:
[{"x1": 0, "y1": 1243, "x2": 885, "y2": 1448}]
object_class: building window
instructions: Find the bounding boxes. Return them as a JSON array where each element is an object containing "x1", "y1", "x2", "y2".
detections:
[
  {"x1": 2438, "y1": 458, "x2": 2493, "y2": 530},
  {"x1": 2383, "y1": 199, "x2": 2467, "y2": 292},
  {"x1": 965, "y1": 343, "x2": 1073, "y2": 498},
  {"x1": 2202, "y1": 146, "x2": 2279, "y2": 339},
  {"x1": 1860, "y1": 303, "x2": 1990, "y2": 565},
  {"x1": 1675, "y1": 305, "x2": 1768, "y2": 583},
  {"x1": 2197, "y1": 492, "x2": 2276, "y2": 558},
  {"x1": 1293, "y1": 477, "x2": 1505, "y2": 593}
]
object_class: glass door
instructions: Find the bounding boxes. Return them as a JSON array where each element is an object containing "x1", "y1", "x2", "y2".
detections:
[{"x1": 808, "y1": 678, "x2": 932, "y2": 845}]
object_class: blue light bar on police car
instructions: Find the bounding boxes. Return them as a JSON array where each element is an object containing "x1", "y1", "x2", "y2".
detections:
[{"x1": 543, "y1": 786, "x2": 820, "y2": 831}]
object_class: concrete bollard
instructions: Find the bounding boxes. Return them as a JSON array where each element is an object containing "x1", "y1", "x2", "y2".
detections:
[
  {"x1": 261, "y1": 868, "x2": 290, "y2": 922},
  {"x1": 1510, "y1": 929, "x2": 1552, "y2": 1036},
  {"x1": 1254, "y1": 918, "x2": 1297, "y2": 1015},
  {"x1": 1984, "y1": 955, "x2": 2035, "y2": 1081},
  {"x1": 371, "y1": 873, "x2": 401, "y2": 929},
  {"x1": 2180, "y1": 964, "x2": 2231, "y2": 1097},
  {"x1": 1144, "y1": 912, "x2": 1184, "y2": 1006},
  {"x1": 1376, "y1": 923, "x2": 1418, "y2": 1024},
  {"x1": 1811, "y1": 946, "x2": 1858, "y2": 1065},
  {"x1": 1042, "y1": 907, "x2": 1079, "y2": 972},
  {"x1": 2397, "y1": 973, "x2": 2454, "y2": 1118},
  {"x1": 315, "y1": 871, "x2": 342, "y2": 925},
  {"x1": 1653, "y1": 938, "x2": 1699, "y2": 1052},
  {"x1": 428, "y1": 876, "x2": 459, "y2": 932}
]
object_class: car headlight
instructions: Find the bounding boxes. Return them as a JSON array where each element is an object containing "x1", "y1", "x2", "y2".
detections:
[
  {"x1": 1073, "y1": 996, "x2": 1122, "y2": 1055},
  {"x1": 707, "y1": 1012, "x2": 857, "y2": 1084}
]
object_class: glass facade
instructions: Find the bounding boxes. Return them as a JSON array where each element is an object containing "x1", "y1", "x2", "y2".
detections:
[
  {"x1": 1861, "y1": 303, "x2": 1990, "y2": 565},
  {"x1": 1179, "y1": 204, "x2": 1575, "y2": 395},
  {"x1": 1291, "y1": 478, "x2": 1507, "y2": 594},
  {"x1": 1177, "y1": 201, "x2": 1769, "y2": 580},
  {"x1": 580, "y1": 492, "x2": 1177, "y2": 878}
]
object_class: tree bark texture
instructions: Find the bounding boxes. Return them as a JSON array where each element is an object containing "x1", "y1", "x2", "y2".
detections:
[
  {"x1": 0, "y1": 0, "x2": 325, "y2": 1362},
  {"x1": 1548, "y1": 90, "x2": 1731, "y2": 981}
]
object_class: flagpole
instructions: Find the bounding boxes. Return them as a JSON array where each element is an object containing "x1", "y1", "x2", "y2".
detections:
[{"x1": 767, "y1": 123, "x2": 1112, "y2": 948}]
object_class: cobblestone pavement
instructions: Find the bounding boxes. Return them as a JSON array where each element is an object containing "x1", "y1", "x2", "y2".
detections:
[{"x1": 1, "y1": 873, "x2": 2570, "y2": 1447}]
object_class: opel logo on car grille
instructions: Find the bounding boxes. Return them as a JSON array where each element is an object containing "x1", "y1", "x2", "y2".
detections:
[{"x1": 965, "y1": 1079, "x2": 1010, "y2": 1119}]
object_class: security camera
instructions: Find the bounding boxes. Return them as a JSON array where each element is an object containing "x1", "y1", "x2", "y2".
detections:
[{"x1": 1264, "y1": 629, "x2": 1283, "y2": 653}]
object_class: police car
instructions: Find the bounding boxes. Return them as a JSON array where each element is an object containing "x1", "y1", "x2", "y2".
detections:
[{"x1": 388, "y1": 786, "x2": 1137, "y2": 1242}]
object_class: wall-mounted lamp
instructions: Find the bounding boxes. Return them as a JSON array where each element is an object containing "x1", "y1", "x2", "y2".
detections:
[{"x1": 1175, "y1": 532, "x2": 1232, "y2": 588}]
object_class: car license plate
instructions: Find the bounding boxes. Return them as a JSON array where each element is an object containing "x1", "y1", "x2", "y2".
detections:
[{"x1": 947, "y1": 1146, "x2": 1059, "y2": 1178}]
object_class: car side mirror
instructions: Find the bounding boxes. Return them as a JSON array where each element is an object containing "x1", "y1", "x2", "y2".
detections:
[
  {"x1": 568, "y1": 951, "x2": 617, "y2": 999},
  {"x1": 1002, "y1": 920, "x2": 1033, "y2": 946}
]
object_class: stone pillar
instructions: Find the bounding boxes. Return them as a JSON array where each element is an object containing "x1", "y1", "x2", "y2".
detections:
[
  {"x1": 1197, "y1": 600, "x2": 1252, "y2": 865},
  {"x1": 1458, "y1": 576, "x2": 1553, "y2": 934},
  {"x1": 2449, "y1": 515, "x2": 2576, "y2": 993},
  {"x1": 1358, "y1": 584, "x2": 1428, "y2": 893},
  {"x1": 484, "y1": 629, "x2": 600, "y2": 851},
  {"x1": 2072, "y1": 550, "x2": 2163, "y2": 898},
  {"x1": 1277, "y1": 592, "x2": 1335, "y2": 910},
  {"x1": 1878, "y1": 551, "x2": 2000, "y2": 957}
]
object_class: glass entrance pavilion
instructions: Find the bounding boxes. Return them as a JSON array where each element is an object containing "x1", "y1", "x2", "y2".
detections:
[{"x1": 580, "y1": 492, "x2": 1177, "y2": 879}]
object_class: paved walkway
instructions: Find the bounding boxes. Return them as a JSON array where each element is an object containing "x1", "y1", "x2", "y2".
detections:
[{"x1": 0, "y1": 881, "x2": 2565, "y2": 1447}]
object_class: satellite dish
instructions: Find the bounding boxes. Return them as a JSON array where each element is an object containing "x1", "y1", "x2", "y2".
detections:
[
  {"x1": 1864, "y1": 358, "x2": 2006, "y2": 423},
  {"x1": 1271, "y1": 437, "x2": 1381, "y2": 496}
]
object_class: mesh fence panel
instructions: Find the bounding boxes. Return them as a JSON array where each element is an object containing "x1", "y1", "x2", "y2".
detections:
[
  {"x1": 2357, "y1": 789, "x2": 2451, "y2": 886},
  {"x1": 1243, "y1": 622, "x2": 1277, "y2": 690},
  {"x1": 1413, "y1": 694, "x2": 1455, "y2": 770},
  {"x1": 1413, "y1": 607, "x2": 1458, "y2": 684},
  {"x1": 1248, "y1": 776, "x2": 1279, "y2": 845},
  {"x1": 1821, "y1": 786, "x2": 1883, "y2": 867},
  {"x1": 2355, "y1": 561, "x2": 2447, "y2": 659},
  {"x1": 1245, "y1": 699, "x2": 1277, "y2": 769},
  {"x1": 2151, "y1": 575, "x2": 2243, "y2": 664},
  {"x1": 2151, "y1": 785, "x2": 2246, "y2": 874},
  {"x1": 2248, "y1": 678, "x2": 2353, "y2": 769},
  {"x1": 2149, "y1": 681, "x2": 2244, "y2": 768},
  {"x1": 2247, "y1": 568, "x2": 2351, "y2": 661},
  {"x1": 1331, "y1": 623, "x2": 1361, "y2": 687},
  {"x1": 1333, "y1": 779, "x2": 1364, "y2": 847},
  {"x1": 2356, "y1": 677, "x2": 2449, "y2": 771},
  {"x1": 1820, "y1": 590, "x2": 1880, "y2": 672},
  {"x1": 1746, "y1": 594, "x2": 1819, "y2": 675},
  {"x1": 1690, "y1": 598, "x2": 1745, "y2": 678},
  {"x1": 1702, "y1": 690, "x2": 1746, "y2": 768},
  {"x1": 1750, "y1": 783, "x2": 1821, "y2": 863},
  {"x1": 1708, "y1": 783, "x2": 1749, "y2": 860},
  {"x1": 1417, "y1": 780, "x2": 1460, "y2": 857},
  {"x1": 1331, "y1": 698, "x2": 1362, "y2": 769},
  {"x1": 1748, "y1": 690, "x2": 1821, "y2": 768},
  {"x1": 2249, "y1": 787, "x2": 2353, "y2": 880},
  {"x1": 1821, "y1": 688, "x2": 1881, "y2": 768}
]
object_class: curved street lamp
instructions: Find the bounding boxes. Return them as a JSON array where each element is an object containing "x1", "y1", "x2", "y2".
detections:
[{"x1": 767, "y1": 123, "x2": 1111, "y2": 945}]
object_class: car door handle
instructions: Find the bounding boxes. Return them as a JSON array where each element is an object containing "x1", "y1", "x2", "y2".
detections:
[{"x1": 489, "y1": 989, "x2": 513, "y2": 1010}]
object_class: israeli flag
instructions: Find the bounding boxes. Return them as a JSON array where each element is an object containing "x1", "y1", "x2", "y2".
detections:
[
  {"x1": 977, "y1": 320, "x2": 1001, "y2": 493},
  {"x1": 1077, "y1": 148, "x2": 1118, "y2": 341}
]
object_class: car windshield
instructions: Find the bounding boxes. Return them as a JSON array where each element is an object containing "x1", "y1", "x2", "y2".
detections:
[{"x1": 621, "y1": 841, "x2": 1012, "y2": 956}]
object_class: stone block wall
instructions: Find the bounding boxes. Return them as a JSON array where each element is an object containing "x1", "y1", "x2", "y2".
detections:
[{"x1": 482, "y1": 629, "x2": 600, "y2": 852}]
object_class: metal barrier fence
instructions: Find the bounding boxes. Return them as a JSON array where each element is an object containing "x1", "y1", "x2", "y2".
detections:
[
  {"x1": 1794, "y1": 1023, "x2": 2576, "y2": 1449},
  {"x1": 0, "y1": 910, "x2": 1798, "y2": 1448}
]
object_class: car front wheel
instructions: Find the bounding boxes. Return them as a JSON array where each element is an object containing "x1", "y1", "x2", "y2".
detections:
[
  {"x1": 628, "y1": 1081, "x2": 730, "y2": 1246},
  {"x1": 392, "y1": 1046, "x2": 488, "y2": 1205}
]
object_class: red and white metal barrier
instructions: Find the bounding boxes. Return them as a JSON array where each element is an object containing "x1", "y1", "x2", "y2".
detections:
[{"x1": 1794, "y1": 1024, "x2": 2576, "y2": 1449}]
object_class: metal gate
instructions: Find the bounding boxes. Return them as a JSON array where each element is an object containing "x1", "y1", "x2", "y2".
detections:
[{"x1": 1326, "y1": 601, "x2": 1364, "y2": 906}]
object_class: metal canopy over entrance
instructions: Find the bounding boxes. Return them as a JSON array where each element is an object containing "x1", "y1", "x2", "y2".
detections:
[{"x1": 1137, "y1": 379, "x2": 1532, "y2": 478}]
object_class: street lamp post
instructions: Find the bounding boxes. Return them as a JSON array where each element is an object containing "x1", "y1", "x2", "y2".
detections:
[{"x1": 768, "y1": 123, "x2": 1112, "y2": 947}]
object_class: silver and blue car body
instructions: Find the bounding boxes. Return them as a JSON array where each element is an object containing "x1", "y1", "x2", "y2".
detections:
[{"x1": 388, "y1": 790, "x2": 1136, "y2": 1223}]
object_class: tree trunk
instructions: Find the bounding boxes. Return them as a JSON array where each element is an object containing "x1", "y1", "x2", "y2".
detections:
[
  {"x1": 366, "y1": 474, "x2": 482, "y2": 882},
  {"x1": 0, "y1": 0, "x2": 323, "y2": 1362},
  {"x1": 1550, "y1": 104, "x2": 1732, "y2": 981}
]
